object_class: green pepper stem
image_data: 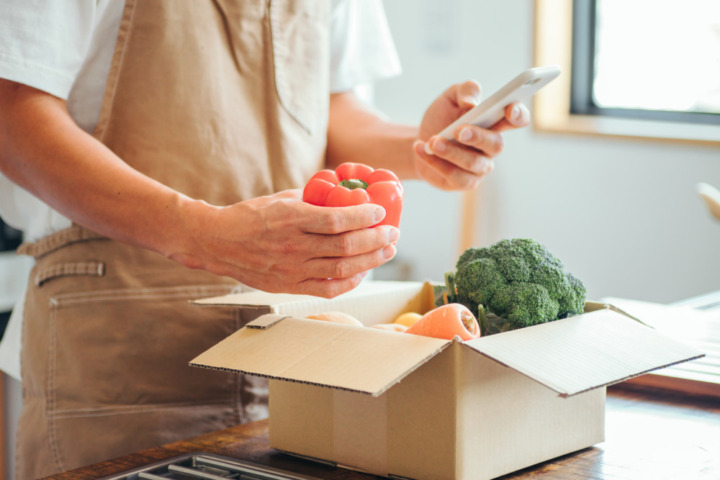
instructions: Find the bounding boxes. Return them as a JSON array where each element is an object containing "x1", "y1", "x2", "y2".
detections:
[{"x1": 338, "y1": 179, "x2": 368, "y2": 190}]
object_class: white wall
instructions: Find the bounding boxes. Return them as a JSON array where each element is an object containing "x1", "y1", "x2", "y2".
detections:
[{"x1": 375, "y1": 0, "x2": 720, "y2": 303}]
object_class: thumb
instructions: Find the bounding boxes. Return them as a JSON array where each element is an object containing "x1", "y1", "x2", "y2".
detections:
[{"x1": 456, "y1": 79, "x2": 482, "y2": 110}]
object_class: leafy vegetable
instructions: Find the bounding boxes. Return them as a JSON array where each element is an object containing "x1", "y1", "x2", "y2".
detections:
[{"x1": 435, "y1": 238, "x2": 586, "y2": 335}]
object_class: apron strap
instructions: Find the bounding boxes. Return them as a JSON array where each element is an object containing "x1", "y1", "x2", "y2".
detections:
[{"x1": 17, "y1": 225, "x2": 108, "y2": 259}]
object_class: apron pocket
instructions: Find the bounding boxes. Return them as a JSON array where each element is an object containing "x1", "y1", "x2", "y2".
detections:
[{"x1": 48, "y1": 284, "x2": 242, "y2": 414}]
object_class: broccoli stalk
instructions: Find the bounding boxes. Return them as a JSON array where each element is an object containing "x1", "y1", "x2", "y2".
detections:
[
  {"x1": 476, "y1": 304, "x2": 491, "y2": 336},
  {"x1": 437, "y1": 238, "x2": 587, "y2": 335}
]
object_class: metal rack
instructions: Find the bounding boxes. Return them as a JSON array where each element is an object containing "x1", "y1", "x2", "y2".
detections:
[{"x1": 101, "y1": 453, "x2": 322, "y2": 480}]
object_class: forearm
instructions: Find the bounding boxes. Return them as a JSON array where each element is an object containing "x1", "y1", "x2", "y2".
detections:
[
  {"x1": 0, "y1": 82, "x2": 401, "y2": 298},
  {"x1": 326, "y1": 92, "x2": 420, "y2": 179},
  {"x1": 0, "y1": 81, "x2": 204, "y2": 258}
]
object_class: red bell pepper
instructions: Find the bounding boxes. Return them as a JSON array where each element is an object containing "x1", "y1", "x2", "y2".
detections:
[{"x1": 302, "y1": 162, "x2": 403, "y2": 228}]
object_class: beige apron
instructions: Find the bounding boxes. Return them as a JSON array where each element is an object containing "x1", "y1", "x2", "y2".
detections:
[{"x1": 15, "y1": 0, "x2": 329, "y2": 477}]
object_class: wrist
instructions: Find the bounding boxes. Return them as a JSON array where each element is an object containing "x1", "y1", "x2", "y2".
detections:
[{"x1": 163, "y1": 194, "x2": 218, "y2": 270}]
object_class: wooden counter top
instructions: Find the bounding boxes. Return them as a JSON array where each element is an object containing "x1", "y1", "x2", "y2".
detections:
[{"x1": 44, "y1": 385, "x2": 720, "y2": 480}]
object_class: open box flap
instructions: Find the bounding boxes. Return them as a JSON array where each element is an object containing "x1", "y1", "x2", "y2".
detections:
[
  {"x1": 464, "y1": 308, "x2": 705, "y2": 397},
  {"x1": 192, "y1": 281, "x2": 434, "y2": 326},
  {"x1": 190, "y1": 314, "x2": 450, "y2": 396}
]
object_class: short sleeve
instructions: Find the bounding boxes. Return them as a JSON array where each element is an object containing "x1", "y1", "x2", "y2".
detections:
[
  {"x1": 329, "y1": 0, "x2": 402, "y2": 93},
  {"x1": 0, "y1": 0, "x2": 98, "y2": 99}
]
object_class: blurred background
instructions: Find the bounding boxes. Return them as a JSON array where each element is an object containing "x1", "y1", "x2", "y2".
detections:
[
  {"x1": 373, "y1": 0, "x2": 720, "y2": 304},
  {"x1": 1, "y1": 0, "x2": 720, "y2": 476}
]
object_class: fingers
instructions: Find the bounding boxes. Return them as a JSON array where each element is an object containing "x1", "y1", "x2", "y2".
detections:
[
  {"x1": 424, "y1": 120, "x2": 504, "y2": 161},
  {"x1": 416, "y1": 99, "x2": 528, "y2": 191},
  {"x1": 437, "y1": 79, "x2": 482, "y2": 111},
  {"x1": 492, "y1": 103, "x2": 531, "y2": 132},
  {"x1": 454, "y1": 79, "x2": 482, "y2": 111},
  {"x1": 420, "y1": 125, "x2": 501, "y2": 180},
  {"x1": 297, "y1": 272, "x2": 370, "y2": 299},
  {"x1": 413, "y1": 140, "x2": 491, "y2": 191},
  {"x1": 261, "y1": 198, "x2": 400, "y2": 261},
  {"x1": 452, "y1": 126, "x2": 504, "y2": 158},
  {"x1": 299, "y1": 202, "x2": 387, "y2": 235},
  {"x1": 267, "y1": 220, "x2": 399, "y2": 265},
  {"x1": 301, "y1": 239, "x2": 397, "y2": 282},
  {"x1": 424, "y1": 131, "x2": 502, "y2": 160},
  {"x1": 275, "y1": 223, "x2": 399, "y2": 279},
  {"x1": 313, "y1": 224, "x2": 400, "y2": 257},
  {"x1": 255, "y1": 225, "x2": 398, "y2": 299},
  {"x1": 422, "y1": 138, "x2": 496, "y2": 178},
  {"x1": 217, "y1": 194, "x2": 401, "y2": 298}
]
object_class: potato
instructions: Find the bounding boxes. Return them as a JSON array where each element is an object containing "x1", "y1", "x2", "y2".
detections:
[
  {"x1": 306, "y1": 311, "x2": 363, "y2": 326},
  {"x1": 370, "y1": 323, "x2": 408, "y2": 332}
]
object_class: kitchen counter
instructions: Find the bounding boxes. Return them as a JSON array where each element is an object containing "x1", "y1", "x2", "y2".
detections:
[{"x1": 42, "y1": 385, "x2": 720, "y2": 480}]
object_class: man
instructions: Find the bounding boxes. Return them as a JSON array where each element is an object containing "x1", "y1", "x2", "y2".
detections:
[{"x1": 0, "y1": 0, "x2": 528, "y2": 477}]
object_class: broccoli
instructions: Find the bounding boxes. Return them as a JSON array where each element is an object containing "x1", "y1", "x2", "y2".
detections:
[{"x1": 437, "y1": 238, "x2": 586, "y2": 335}]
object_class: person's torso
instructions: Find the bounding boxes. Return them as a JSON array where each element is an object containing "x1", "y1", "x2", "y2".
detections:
[
  {"x1": 94, "y1": 0, "x2": 330, "y2": 205},
  {"x1": 0, "y1": 0, "x2": 401, "y2": 240}
]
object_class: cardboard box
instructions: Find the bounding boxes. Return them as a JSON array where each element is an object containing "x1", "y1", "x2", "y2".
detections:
[{"x1": 190, "y1": 281, "x2": 703, "y2": 480}]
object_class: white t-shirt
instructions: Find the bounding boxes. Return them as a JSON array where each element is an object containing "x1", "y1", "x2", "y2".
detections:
[
  {"x1": 0, "y1": 0, "x2": 401, "y2": 241},
  {"x1": 0, "y1": 0, "x2": 401, "y2": 380}
]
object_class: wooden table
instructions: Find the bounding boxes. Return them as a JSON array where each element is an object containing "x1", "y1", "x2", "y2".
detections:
[{"x1": 44, "y1": 385, "x2": 720, "y2": 480}]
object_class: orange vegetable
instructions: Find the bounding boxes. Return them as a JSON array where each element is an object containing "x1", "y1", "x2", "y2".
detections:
[
  {"x1": 405, "y1": 303, "x2": 480, "y2": 341},
  {"x1": 393, "y1": 312, "x2": 422, "y2": 328}
]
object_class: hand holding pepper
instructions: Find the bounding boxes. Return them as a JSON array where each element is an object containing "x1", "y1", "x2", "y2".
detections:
[
  {"x1": 175, "y1": 189, "x2": 399, "y2": 299},
  {"x1": 302, "y1": 162, "x2": 404, "y2": 229}
]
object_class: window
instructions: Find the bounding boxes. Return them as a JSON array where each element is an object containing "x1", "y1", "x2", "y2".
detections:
[
  {"x1": 535, "y1": 0, "x2": 720, "y2": 399},
  {"x1": 534, "y1": 0, "x2": 720, "y2": 145},
  {"x1": 571, "y1": 0, "x2": 720, "y2": 125}
]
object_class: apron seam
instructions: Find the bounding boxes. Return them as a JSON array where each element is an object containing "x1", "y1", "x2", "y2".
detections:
[
  {"x1": 47, "y1": 304, "x2": 66, "y2": 472},
  {"x1": 35, "y1": 260, "x2": 106, "y2": 287},
  {"x1": 50, "y1": 400, "x2": 237, "y2": 419},
  {"x1": 17, "y1": 226, "x2": 108, "y2": 259},
  {"x1": 50, "y1": 284, "x2": 235, "y2": 306},
  {"x1": 234, "y1": 308, "x2": 242, "y2": 425},
  {"x1": 93, "y1": 0, "x2": 138, "y2": 142},
  {"x1": 210, "y1": 0, "x2": 244, "y2": 75}
]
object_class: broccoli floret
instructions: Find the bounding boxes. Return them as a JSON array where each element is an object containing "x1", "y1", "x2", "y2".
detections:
[
  {"x1": 439, "y1": 238, "x2": 586, "y2": 334},
  {"x1": 455, "y1": 257, "x2": 504, "y2": 308},
  {"x1": 558, "y1": 272, "x2": 586, "y2": 317},
  {"x1": 493, "y1": 283, "x2": 560, "y2": 328}
]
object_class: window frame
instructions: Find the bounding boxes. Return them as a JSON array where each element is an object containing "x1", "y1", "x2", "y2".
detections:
[
  {"x1": 533, "y1": 0, "x2": 720, "y2": 146},
  {"x1": 534, "y1": 0, "x2": 720, "y2": 400},
  {"x1": 570, "y1": 0, "x2": 720, "y2": 127}
]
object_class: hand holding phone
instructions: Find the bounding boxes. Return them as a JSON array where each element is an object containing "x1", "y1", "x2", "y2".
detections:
[{"x1": 435, "y1": 65, "x2": 561, "y2": 140}]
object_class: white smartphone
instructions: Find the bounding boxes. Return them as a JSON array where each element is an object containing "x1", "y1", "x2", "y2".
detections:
[{"x1": 435, "y1": 64, "x2": 562, "y2": 140}]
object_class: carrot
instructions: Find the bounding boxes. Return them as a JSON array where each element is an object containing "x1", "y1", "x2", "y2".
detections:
[{"x1": 405, "y1": 303, "x2": 480, "y2": 341}]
